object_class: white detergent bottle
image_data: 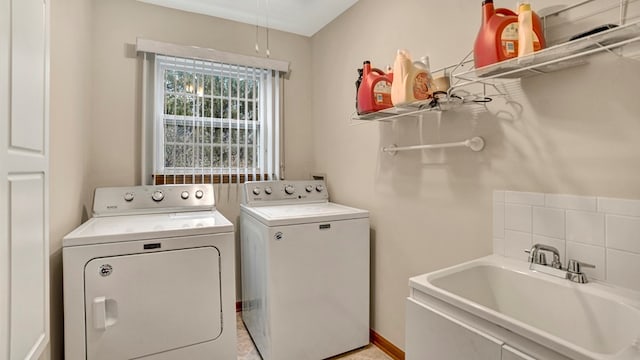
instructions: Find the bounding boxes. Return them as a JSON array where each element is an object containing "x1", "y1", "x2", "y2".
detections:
[
  {"x1": 391, "y1": 49, "x2": 414, "y2": 106},
  {"x1": 391, "y1": 50, "x2": 433, "y2": 106},
  {"x1": 412, "y1": 56, "x2": 433, "y2": 101},
  {"x1": 518, "y1": 2, "x2": 534, "y2": 57}
]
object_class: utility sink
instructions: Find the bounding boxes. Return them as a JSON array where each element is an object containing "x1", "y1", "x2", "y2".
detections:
[{"x1": 409, "y1": 255, "x2": 640, "y2": 360}]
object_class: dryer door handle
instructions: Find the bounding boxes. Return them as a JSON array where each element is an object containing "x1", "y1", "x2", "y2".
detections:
[{"x1": 93, "y1": 296, "x2": 118, "y2": 330}]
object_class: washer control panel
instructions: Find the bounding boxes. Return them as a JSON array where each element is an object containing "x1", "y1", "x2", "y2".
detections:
[
  {"x1": 243, "y1": 180, "x2": 328, "y2": 205},
  {"x1": 93, "y1": 184, "x2": 215, "y2": 216}
]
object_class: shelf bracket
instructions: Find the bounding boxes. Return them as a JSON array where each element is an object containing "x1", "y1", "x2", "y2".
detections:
[{"x1": 382, "y1": 136, "x2": 485, "y2": 155}]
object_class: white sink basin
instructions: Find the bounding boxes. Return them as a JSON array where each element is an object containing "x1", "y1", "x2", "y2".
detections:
[{"x1": 409, "y1": 255, "x2": 640, "y2": 360}]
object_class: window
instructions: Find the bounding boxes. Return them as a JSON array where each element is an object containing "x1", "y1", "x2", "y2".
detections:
[{"x1": 137, "y1": 39, "x2": 288, "y2": 185}]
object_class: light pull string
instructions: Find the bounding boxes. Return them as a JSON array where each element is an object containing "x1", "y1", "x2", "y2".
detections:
[
  {"x1": 254, "y1": 0, "x2": 271, "y2": 57},
  {"x1": 255, "y1": 0, "x2": 260, "y2": 54},
  {"x1": 265, "y1": 0, "x2": 270, "y2": 57}
]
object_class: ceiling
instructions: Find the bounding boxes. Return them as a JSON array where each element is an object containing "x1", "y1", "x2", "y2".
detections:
[{"x1": 138, "y1": 0, "x2": 359, "y2": 37}]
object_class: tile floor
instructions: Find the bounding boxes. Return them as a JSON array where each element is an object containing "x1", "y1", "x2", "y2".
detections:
[{"x1": 236, "y1": 313, "x2": 392, "y2": 360}]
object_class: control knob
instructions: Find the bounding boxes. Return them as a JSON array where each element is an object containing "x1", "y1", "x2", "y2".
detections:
[
  {"x1": 316, "y1": 185, "x2": 325, "y2": 192},
  {"x1": 195, "y1": 190, "x2": 204, "y2": 199},
  {"x1": 253, "y1": 187, "x2": 261, "y2": 196},
  {"x1": 180, "y1": 191, "x2": 189, "y2": 200},
  {"x1": 284, "y1": 185, "x2": 295, "y2": 195},
  {"x1": 264, "y1": 187, "x2": 273, "y2": 195},
  {"x1": 151, "y1": 190, "x2": 164, "y2": 202},
  {"x1": 124, "y1": 192, "x2": 134, "y2": 202},
  {"x1": 305, "y1": 185, "x2": 313, "y2": 193}
]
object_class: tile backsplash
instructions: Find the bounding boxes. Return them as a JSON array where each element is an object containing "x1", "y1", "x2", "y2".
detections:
[{"x1": 494, "y1": 190, "x2": 640, "y2": 292}]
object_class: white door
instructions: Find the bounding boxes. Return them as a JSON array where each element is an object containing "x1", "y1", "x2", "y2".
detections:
[
  {"x1": 84, "y1": 247, "x2": 222, "y2": 360},
  {"x1": 0, "y1": 0, "x2": 50, "y2": 359}
]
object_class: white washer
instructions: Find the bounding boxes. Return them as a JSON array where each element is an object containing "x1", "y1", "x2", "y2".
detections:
[
  {"x1": 63, "y1": 184, "x2": 237, "y2": 360},
  {"x1": 240, "y1": 180, "x2": 370, "y2": 360}
]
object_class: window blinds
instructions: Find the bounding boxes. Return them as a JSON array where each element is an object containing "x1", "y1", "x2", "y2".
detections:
[{"x1": 138, "y1": 39, "x2": 288, "y2": 186}]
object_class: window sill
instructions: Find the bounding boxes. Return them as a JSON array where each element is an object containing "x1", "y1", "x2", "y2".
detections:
[{"x1": 152, "y1": 174, "x2": 269, "y2": 185}]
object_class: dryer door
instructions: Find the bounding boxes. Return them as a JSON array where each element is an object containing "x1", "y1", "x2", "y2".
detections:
[{"x1": 84, "y1": 246, "x2": 222, "y2": 360}]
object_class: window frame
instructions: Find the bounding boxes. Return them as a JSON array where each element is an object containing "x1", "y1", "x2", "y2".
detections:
[
  {"x1": 137, "y1": 39, "x2": 288, "y2": 186},
  {"x1": 153, "y1": 55, "x2": 265, "y2": 179}
]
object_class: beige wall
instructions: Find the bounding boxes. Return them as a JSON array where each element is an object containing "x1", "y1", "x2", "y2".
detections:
[
  {"x1": 49, "y1": 0, "x2": 94, "y2": 358},
  {"x1": 311, "y1": 0, "x2": 640, "y2": 350}
]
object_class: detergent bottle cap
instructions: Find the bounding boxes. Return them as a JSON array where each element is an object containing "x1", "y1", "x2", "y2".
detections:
[{"x1": 519, "y1": 3, "x2": 531, "y2": 12}]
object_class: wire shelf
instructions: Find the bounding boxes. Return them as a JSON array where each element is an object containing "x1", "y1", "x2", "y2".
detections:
[{"x1": 455, "y1": 20, "x2": 640, "y2": 81}]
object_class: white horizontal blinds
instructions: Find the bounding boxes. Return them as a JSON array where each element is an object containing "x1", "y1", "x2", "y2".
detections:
[{"x1": 153, "y1": 54, "x2": 278, "y2": 185}]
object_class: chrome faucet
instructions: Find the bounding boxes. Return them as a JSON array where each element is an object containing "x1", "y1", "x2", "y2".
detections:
[
  {"x1": 565, "y1": 259, "x2": 596, "y2": 284},
  {"x1": 524, "y1": 243, "x2": 596, "y2": 283},
  {"x1": 525, "y1": 244, "x2": 562, "y2": 269}
]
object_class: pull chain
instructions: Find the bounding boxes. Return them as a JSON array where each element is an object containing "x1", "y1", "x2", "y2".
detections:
[
  {"x1": 265, "y1": 0, "x2": 270, "y2": 57},
  {"x1": 255, "y1": 0, "x2": 260, "y2": 54},
  {"x1": 255, "y1": 0, "x2": 270, "y2": 57}
]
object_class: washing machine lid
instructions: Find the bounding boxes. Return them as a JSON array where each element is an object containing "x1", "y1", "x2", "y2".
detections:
[
  {"x1": 63, "y1": 210, "x2": 233, "y2": 247},
  {"x1": 241, "y1": 202, "x2": 368, "y2": 226}
]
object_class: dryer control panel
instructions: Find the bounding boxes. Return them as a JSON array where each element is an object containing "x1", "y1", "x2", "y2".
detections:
[
  {"x1": 93, "y1": 184, "x2": 215, "y2": 217},
  {"x1": 243, "y1": 180, "x2": 328, "y2": 206}
]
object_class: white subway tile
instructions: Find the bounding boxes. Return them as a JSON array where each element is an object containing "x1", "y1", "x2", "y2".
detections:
[
  {"x1": 598, "y1": 197, "x2": 640, "y2": 217},
  {"x1": 505, "y1": 191, "x2": 545, "y2": 206},
  {"x1": 566, "y1": 211, "x2": 605, "y2": 247},
  {"x1": 606, "y1": 215, "x2": 640, "y2": 254},
  {"x1": 493, "y1": 237, "x2": 505, "y2": 256},
  {"x1": 607, "y1": 249, "x2": 640, "y2": 292},
  {"x1": 566, "y1": 242, "x2": 606, "y2": 281},
  {"x1": 545, "y1": 194, "x2": 597, "y2": 211},
  {"x1": 505, "y1": 230, "x2": 532, "y2": 262},
  {"x1": 505, "y1": 204, "x2": 532, "y2": 233},
  {"x1": 532, "y1": 235, "x2": 566, "y2": 265},
  {"x1": 533, "y1": 207, "x2": 565, "y2": 239},
  {"x1": 493, "y1": 190, "x2": 505, "y2": 203},
  {"x1": 494, "y1": 202, "x2": 505, "y2": 239}
]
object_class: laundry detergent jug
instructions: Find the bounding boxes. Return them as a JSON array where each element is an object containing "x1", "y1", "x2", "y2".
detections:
[
  {"x1": 473, "y1": 0, "x2": 545, "y2": 68},
  {"x1": 357, "y1": 61, "x2": 393, "y2": 115},
  {"x1": 391, "y1": 50, "x2": 433, "y2": 107}
]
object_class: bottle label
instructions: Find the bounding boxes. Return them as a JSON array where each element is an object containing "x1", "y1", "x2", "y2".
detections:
[
  {"x1": 501, "y1": 23, "x2": 518, "y2": 57},
  {"x1": 501, "y1": 23, "x2": 543, "y2": 58},
  {"x1": 413, "y1": 72, "x2": 432, "y2": 100},
  {"x1": 374, "y1": 80, "x2": 392, "y2": 106}
]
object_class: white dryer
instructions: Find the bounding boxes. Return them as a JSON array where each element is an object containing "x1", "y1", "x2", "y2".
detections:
[
  {"x1": 240, "y1": 180, "x2": 370, "y2": 360},
  {"x1": 63, "y1": 184, "x2": 236, "y2": 360}
]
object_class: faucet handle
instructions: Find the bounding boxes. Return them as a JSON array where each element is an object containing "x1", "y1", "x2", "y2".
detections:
[
  {"x1": 566, "y1": 259, "x2": 595, "y2": 274},
  {"x1": 524, "y1": 248, "x2": 547, "y2": 265}
]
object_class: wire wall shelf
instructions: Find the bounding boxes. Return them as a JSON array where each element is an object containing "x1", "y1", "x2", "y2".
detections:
[
  {"x1": 356, "y1": 0, "x2": 640, "y2": 155},
  {"x1": 456, "y1": 20, "x2": 640, "y2": 81},
  {"x1": 354, "y1": 0, "x2": 640, "y2": 122},
  {"x1": 354, "y1": 100, "x2": 440, "y2": 122}
]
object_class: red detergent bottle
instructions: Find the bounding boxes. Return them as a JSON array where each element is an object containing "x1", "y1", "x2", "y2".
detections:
[
  {"x1": 473, "y1": 0, "x2": 546, "y2": 68},
  {"x1": 357, "y1": 61, "x2": 393, "y2": 115}
]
